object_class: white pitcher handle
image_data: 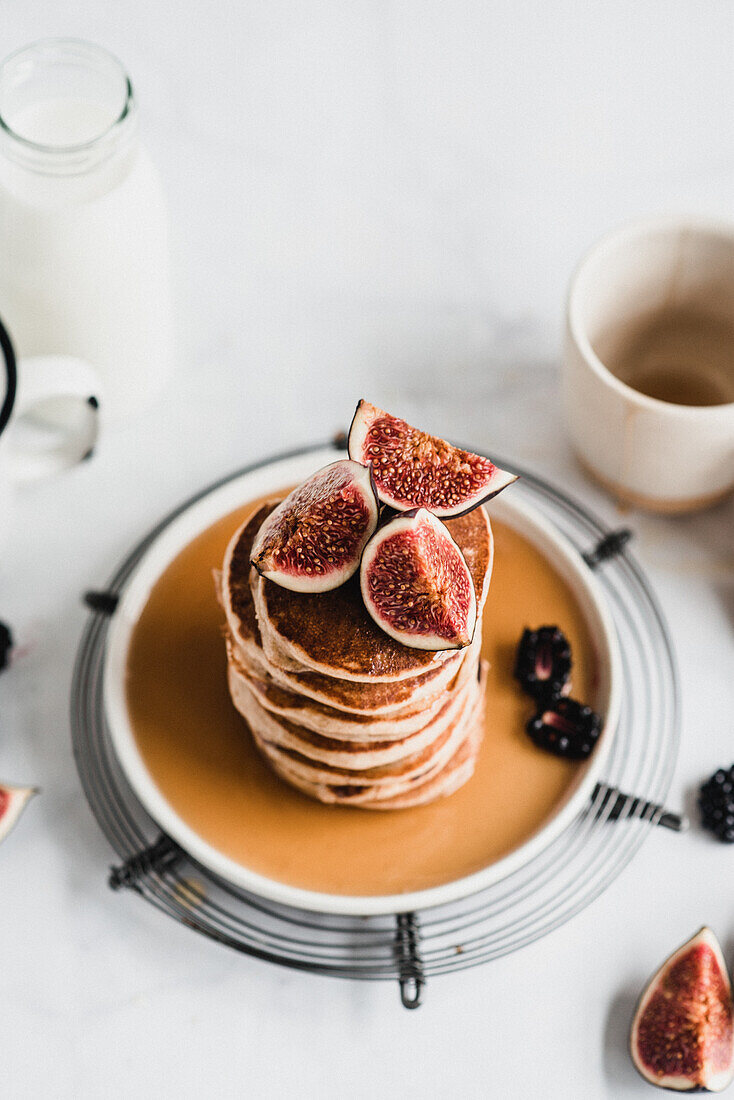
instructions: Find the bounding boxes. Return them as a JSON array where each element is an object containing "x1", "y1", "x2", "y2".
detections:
[{"x1": 6, "y1": 355, "x2": 102, "y2": 484}]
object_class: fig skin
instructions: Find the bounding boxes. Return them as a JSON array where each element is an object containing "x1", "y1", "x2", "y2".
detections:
[
  {"x1": 359, "y1": 508, "x2": 477, "y2": 651},
  {"x1": 348, "y1": 399, "x2": 518, "y2": 517},
  {"x1": 0, "y1": 783, "x2": 38, "y2": 845},
  {"x1": 250, "y1": 459, "x2": 379, "y2": 593},
  {"x1": 630, "y1": 927, "x2": 734, "y2": 1093}
]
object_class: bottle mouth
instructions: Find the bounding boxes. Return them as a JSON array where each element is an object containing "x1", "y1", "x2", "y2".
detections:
[{"x1": 0, "y1": 38, "x2": 135, "y2": 171}]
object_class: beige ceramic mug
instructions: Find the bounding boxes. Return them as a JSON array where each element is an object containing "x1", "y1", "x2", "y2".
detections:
[{"x1": 563, "y1": 218, "x2": 734, "y2": 513}]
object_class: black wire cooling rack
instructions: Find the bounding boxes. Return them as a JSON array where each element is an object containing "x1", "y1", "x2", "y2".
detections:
[{"x1": 71, "y1": 441, "x2": 683, "y2": 1008}]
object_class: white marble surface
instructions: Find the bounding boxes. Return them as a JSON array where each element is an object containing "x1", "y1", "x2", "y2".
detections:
[{"x1": 1, "y1": 2, "x2": 734, "y2": 1097}]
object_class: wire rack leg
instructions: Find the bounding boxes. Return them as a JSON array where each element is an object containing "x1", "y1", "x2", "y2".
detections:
[
  {"x1": 582, "y1": 529, "x2": 633, "y2": 568},
  {"x1": 84, "y1": 590, "x2": 119, "y2": 615},
  {"x1": 395, "y1": 912, "x2": 425, "y2": 1008},
  {"x1": 592, "y1": 783, "x2": 688, "y2": 832},
  {"x1": 109, "y1": 834, "x2": 182, "y2": 892}
]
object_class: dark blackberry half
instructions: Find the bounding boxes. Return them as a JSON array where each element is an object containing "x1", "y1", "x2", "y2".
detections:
[
  {"x1": 526, "y1": 697, "x2": 601, "y2": 761},
  {"x1": 698, "y1": 766, "x2": 734, "y2": 843},
  {"x1": 514, "y1": 625, "x2": 572, "y2": 703},
  {"x1": 0, "y1": 621, "x2": 12, "y2": 673}
]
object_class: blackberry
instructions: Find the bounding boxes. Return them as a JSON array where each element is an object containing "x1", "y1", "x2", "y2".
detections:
[
  {"x1": 514, "y1": 625, "x2": 572, "y2": 703},
  {"x1": 698, "y1": 766, "x2": 734, "y2": 843},
  {"x1": 526, "y1": 697, "x2": 601, "y2": 761},
  {"x1": 0, "y1": 621, "x2": 12, "y2": 673}
]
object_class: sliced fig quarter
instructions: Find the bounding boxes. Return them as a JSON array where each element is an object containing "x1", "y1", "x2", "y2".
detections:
[
  {"x1": 348, "y1": 399, "x2": 518, "y2": 516},
  {"x1": 250, "y1": 459, "x2": 379, "y2": 593},
  {"x1": 360, "y1": 508, "x2": 477, "y2": 651},
  {"x1": 630, "y1": 926, "x2": 734, "y2": 1093},
  {"x1": 0, "y1": 783, "x2": 38, "y2": 845}
]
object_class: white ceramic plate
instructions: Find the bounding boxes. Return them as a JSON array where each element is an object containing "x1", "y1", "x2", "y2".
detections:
[{"x1": 104, "y1": 447, "x2": 622, "y2": 915}]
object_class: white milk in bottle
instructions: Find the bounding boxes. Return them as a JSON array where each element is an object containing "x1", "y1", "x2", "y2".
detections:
[{"x1": 0, "y1": 40, "x2": 173, "y2": 423}]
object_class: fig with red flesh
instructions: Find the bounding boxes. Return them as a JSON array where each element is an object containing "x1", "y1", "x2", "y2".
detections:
[
  {"x1": 250, "y1": 459, "x2": 379, "y2": 593},
  {"x1": 348, "y1": 399, "x2": 518, "y2": 516},
  {"x1": 630, "y1": 927, "x2": 734, "y2": 1093},
  {"x1": 360, "y1": 508, "x2": 477, "y2": 651},
  {"x1": 0, "y1": 783, "x2": 38, "y2": 844}
]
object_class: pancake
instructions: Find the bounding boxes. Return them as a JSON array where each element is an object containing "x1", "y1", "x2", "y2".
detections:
[
  {"x1": 227, "y1": 630, "x2": 481, "y2": 739},
  {"x1": 263, "y1": 666, "x2": 487, "y2": 808},
  {"x1": 229, "y1": 657, "x2": 478, "y2": 766},
  {"x1": 252, "y1": 582, "x2": 457, "y2": 680},
  {"x1": 223, "y1": 501, "x2": 493, "y2": 683},
  {"x1": 341, "y1": 713, "x2": 484, "y2": 811},
  {"x1": 224, "y1": 627, "x2": 468, "y2": 715},
  {"x1": 286, "y1": 721, "x2": 483, "y2": 810},
  {"x1": 251, "y1": 670, "x2": 482, "y2": 790}
]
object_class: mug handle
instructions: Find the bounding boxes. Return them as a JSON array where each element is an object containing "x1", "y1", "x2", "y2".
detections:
[
  {"x1": 5, "y1": 355, "x2": 102, "y2": 484},
  {"x1": 0, "y1": 313, "x2": 16, "y2": 439}
]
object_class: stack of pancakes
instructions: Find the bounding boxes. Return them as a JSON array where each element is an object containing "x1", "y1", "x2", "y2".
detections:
[{"x1": 218, "y1": 501, "x2": 493, "y2": 809}]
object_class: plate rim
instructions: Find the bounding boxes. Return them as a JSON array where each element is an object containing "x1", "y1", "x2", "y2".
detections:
[{"x1": 103, "y1": 445, "x2": 622, "y2": 916}]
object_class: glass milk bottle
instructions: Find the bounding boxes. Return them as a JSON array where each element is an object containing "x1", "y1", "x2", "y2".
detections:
[{"x1": 0, "y1": 40, "x2": 173, "y2": 424}]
